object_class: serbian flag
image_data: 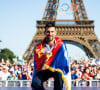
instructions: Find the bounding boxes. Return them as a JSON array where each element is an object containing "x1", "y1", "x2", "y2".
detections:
[{"x1": 33, "y1": 37, "x2": 71, "y2": 90}]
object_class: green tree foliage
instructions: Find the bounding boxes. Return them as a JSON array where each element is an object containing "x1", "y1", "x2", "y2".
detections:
[{"x1": 0, "y1": 48, "x2": 16, "y2": 64}]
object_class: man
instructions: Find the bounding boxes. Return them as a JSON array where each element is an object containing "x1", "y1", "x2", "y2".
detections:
[
  {"x1": 31, "y1": 22, "x2": 71, "y2": 90},
  {"x1": 2, "y1": 66, "x2": 10, "y2": 80},
  {"x1": 71, "y1": 67, "x2": 79, "y2": 86}
]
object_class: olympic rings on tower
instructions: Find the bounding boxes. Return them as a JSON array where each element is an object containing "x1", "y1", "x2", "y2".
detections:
[{"x1": 53, "y1": 3, "x2": 78, "y2": 15}]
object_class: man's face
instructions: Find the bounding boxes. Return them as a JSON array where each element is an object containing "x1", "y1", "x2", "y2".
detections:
[{"x1": 44, "y1": 27, "x2": 56, "y2": 42}]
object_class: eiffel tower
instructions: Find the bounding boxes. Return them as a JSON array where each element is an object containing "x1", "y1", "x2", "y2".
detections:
[{"x1": 24, "y1": 0, "x2": 100, "y2": 61}]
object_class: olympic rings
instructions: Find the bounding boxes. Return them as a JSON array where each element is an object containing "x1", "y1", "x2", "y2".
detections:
[
  {"x1": 53, "y1": 3, "x2": 65, "y2": 15},
  {"x1": 53, "y1": 3, "x2": 78, "y2": 15},
  {"x1": 70, "y1": 3, "x2": 78, "y2": 12},
  {"x1": 53, "y1": 3, "x2": 59, "y2": 12},
  {"x1": 61, "y1": 3, "x2": 69, "y2": 12},
  {"x1": 57, "y1": 7, "x2": 65, "y2": 16},
  {"x1": 61, "y1": 3, "x2": 73, "y2": 15}
]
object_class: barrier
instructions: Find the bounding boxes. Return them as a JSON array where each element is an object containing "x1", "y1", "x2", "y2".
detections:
[
  {"x1": 74, "y1": 80, "x2": 100, "y2": 87},
  {"x1": 0, "y1": 80, "x2": 31, "y2": 87},
  {"x1": 0, "y1": 80, "x2": 100, "y2": 87}
]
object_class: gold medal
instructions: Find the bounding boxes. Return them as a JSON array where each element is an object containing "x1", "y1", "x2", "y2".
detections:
[{"x1": 46, "y1": 51, "x2": 52, "y2": 56}]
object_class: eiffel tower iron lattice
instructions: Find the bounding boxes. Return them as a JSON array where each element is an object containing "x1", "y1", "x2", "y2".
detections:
[{"x1": 24, "y1": 0, "x2": 100, "y2": 61}]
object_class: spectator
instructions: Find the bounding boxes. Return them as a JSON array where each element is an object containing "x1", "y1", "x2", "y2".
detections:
[
  {"x1": 21, "y1": 71, "x2": 27, "y2": 80},
  {"x1": 17, "y1": 71, "x2": 21, "y2": 80},
  {"x1": 71, "y1": 67, "x2": 79, "y2": 86},
  {"x1": 75, "y1": 68, "x2": 82, "y2": 79},
  {"x1": 9, "y1": 65, "x2": 14, "y2": 72},
  {"x1": 79, "y1": 65, "x2": 84, "y2": 73},
  {"x1": 18, "y1": 67, "x2": 22, "y2": 74},
  {"x1": 95, "y1": 67, "x2": 100, "y2": 80},
  {"x1": 81, "y1": 67, "x2": 93, "y2": 86},
  {"x1": 7, "y1": 71, "x2": 17, "y2": 80},
  {"x1": 14, "y1": 65, "x2": 19, "y2": 76},
  {"x1": 81, "y1": 67, "x2": 93, "y2": 81},
  {"x1": 2, "y1": 66, "x2": 10, "y2": 80},
  {"x1": 27, "y1": 66, "x2": 33, "y2": 80}
]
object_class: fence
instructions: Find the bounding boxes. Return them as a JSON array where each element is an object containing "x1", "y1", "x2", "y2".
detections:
[
  {"x1": 0, "y1": 80, "x2": 100, "y2": 87},
  {"x1": 48, "y1": 80, "x2": 100, "y2": 87},
  {"x1": 75, "y1": 80, "x2": 100, "y2": 87},
  {"x1": 0, "y1": 80, "x2": 31, "y2": 87}
]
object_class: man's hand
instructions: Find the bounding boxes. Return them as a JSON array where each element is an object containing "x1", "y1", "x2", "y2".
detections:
[{"x1": 41, "y1": 51, "x2": 52, "y2": 70}]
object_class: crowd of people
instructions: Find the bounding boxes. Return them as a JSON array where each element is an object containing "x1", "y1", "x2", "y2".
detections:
[
  {"x1": 70, "y1": 57, "x2": 100, "y2": 86},
  {"x1": 0, "y1": 57, "x2": 100, "y2": 86},
  {"x1": 0, "y1": 61, "x2": 34, "y2": 81}
]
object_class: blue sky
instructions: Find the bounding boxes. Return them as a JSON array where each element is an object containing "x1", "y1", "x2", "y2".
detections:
[{"x1": 0, "y1": 0, "x2": 100, "y2": 59}]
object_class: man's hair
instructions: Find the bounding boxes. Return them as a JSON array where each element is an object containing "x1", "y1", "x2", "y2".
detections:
[{"x1": 45, "y1": 22, "x2": 55, "y2": 31}]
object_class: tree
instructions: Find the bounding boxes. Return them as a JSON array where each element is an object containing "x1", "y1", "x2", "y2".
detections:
[{"x1": 0, "y1": 48, "x2": 16, "y2": 64}]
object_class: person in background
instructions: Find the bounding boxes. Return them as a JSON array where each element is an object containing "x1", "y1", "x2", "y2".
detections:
[
  {"x1": 75, "y1": 68, "x2": 82, "y2": 79},
  {"x1": 7, "y1": 71, "x2": 17, "y2": 80},
  {"x1": 21, "y1": 71, "x2": 27, "y2": 80},
  {"x1": 17, "y1": 71, "x2": 22, "y2": 80},
  {"x1": 14, "y1": 65, "x2": 19, "y2": 76},
  {"x1": 81, "y1": 67, "x2": 93, "y2": 86},
  {"x1": 2, "y1": 66, "x2": 10, "y2": 80},
  {"x1": 26, "y1": 66, "x2": 32, "y2": 80},
  {"x1": 71, "y1": 67, "x2": 79, "y2": 86},
  {"x1": 95, "y1": 67, "x2": 100, "y2": 80}
]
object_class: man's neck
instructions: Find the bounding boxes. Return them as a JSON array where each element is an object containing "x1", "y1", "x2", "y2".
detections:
[{"x1": 46, "y1": 39, "x2": 55, "y2": 48}]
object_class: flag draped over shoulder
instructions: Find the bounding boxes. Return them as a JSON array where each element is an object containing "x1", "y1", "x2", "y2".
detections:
[{"x1": 34, "y1": 37, "x2": 71, "y2": 90}]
